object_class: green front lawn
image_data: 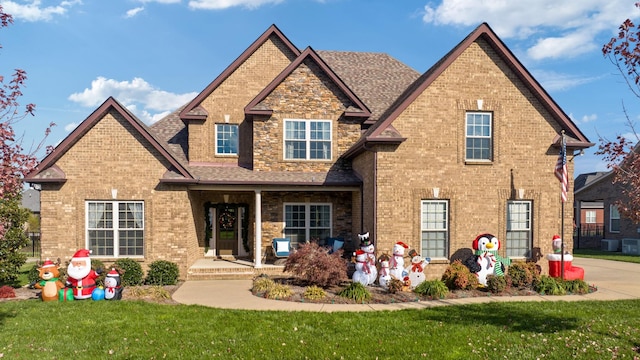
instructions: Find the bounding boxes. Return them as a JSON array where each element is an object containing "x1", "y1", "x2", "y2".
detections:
[
  {"x1": 1, "y1": 299, "x2": 639, "y2": 359},
  {"x1": 574, "y1": 249, "x2": 640, "y2": 264}
]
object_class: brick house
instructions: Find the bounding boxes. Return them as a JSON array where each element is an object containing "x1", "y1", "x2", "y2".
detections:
[
  {"x1": 26, "y1": 23, "x2": 593, "y2": 279},
  {"x1": 574, "y1": 171, "x2": 639, "y2": 249}
]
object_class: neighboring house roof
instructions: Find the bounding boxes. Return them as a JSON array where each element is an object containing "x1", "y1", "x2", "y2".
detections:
[
  {"x1": 574, "y1": 171, "x2": 613, "y2": 195},
  {"x1": 179, "y1": 24, "x2": 301, "y2": 122},
  {"x1": 245, "y1": 46, "x2": 372, "y2": 119},
  {"x1": 25, "y1": 97, "x2": 193, "y2": 182},
  {"x1": 21, "y1": 188, "x2": 40, "y2": 213},
  {"x1": 343, "y1": 22, "x2": 593, "y2": 159}
]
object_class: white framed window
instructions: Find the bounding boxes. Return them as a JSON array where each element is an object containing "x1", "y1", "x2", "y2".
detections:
[
  {"x1": 585, "y1": 210, "x2": 596, "y2": 224},
  {"x1": 284, "y1": 203, "x2": 331, "y2": 247},
  {"x1": 465, "y1": 112, "x2": 492, "y2": 161},
  {"x1": 216, "y1": 124, "x2": 238, "y2": 155},
  {"x1": 610, "y1": 205, "x2": 620, "y2": 233},
  {"x1": 506, "y1": 200, "x2": 532, "y2": 257},
  {"x1": 284, "y1": 119, "x2": 331, "y2": 160},
  {"x1": 86, "y1": 201, "x2": 144, "y2": 257},
  {"x1": 421, "y1": 200, "x2": 448, "y2": 258}
]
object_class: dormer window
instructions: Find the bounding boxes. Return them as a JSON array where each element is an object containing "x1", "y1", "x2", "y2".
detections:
[
  {"x1": 284, "y1": 119, "x2": 331, "y2": 160},
  {"x1": 216, "y1": 124, "x2": 238, "y2": 155}
]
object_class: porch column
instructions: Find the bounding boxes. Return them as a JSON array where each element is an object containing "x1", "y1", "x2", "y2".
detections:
[{"x1": 254, "y1": 189, "x2": 262, "y2": 268}]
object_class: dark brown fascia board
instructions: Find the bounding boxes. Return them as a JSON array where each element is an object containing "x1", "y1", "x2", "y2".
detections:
[
  {"x1": 25, "y1": 97, "x2": 192, "y2": 180},
  {"x1": 160, "y1": 178, "x2": 362, "y2": 187},
  {"x1": 180, "y1": 24, "x2": 301, "y2": 122},
  {"x1": 245, "y1": 46, "x2": 372, "y2": 118},
  {"x1": 369, "y1": 22, "x2": 591, "y2": 146},
  {"x1": 341, "y1": 135, "x2": 406, "y2": 159}
]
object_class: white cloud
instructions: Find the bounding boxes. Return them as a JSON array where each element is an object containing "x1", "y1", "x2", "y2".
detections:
[
  {"x1": 125, "y1": 7, "x2": 145, "y2": 18},
  {"x1": 188, "y1": 0, "x2": 284, "y2": 10},
  {"x1": 532, "y1": 70, "x2": 600, "y2": 92},
  {"x1": 68, "y1": 77, "x2": 198, "y2": 124},
  {"x1": 422, "y1": 0, "x2": 637, "y2": 61},
  {"x1": 581, "y1": 114, "x2": 598, "y2": 123},
  {"x1": 64, "y1": 122, "x2": 78, "y2": 132},
  {"x1": 0, "y1": 0, "x2": 81, "y2": 22}
]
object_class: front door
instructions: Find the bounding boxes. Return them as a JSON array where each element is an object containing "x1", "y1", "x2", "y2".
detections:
[{"x1": 217, "y1": 205, "x2": 238, "y2": 255}]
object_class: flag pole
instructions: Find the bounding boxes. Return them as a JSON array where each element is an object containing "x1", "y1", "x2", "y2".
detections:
[{"x1": 560, "y1": 131, "x2": 565, "y2": 281}]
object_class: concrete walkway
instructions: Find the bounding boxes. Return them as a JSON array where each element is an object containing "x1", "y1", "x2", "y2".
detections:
[{"x1": 171, "y1": 257, "x2": 640, "y2": 312}]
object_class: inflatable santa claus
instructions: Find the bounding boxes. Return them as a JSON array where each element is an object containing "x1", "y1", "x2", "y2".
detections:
[{"x1": 66, "y1": 249, "x2": 101, "y2": 300}]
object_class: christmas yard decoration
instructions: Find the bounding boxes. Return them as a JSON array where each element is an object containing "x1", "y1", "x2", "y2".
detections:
[
  {"x1": 358, "y1": 233, "x2": 377, "y2": 285},
  {"x1": 352, "y1": 249, "x2": 372, "y2": 286},
  {"x1": 378, "y1": 254, "x2": 391, "y2": 289},
  {"x1": 104, "y1": 268, "x2": 123, "y2": 300},
  {"x1": 389, "y1": 241, "x2": 408, "y2": 281},
  {"x1": 65, "y1": 249, "x2": 102, "y2": 300},
  {"x1": 465, "y1": 233, "x2": 511, "y2": 287},
  {"x1": 33, "y1": 259, "x2": 64, "y2": 302},
  {"x1": 546, "y1": 235, "x2": 584, "y2": 280},
  {"x1": 405, "y1": 249, "x2": 430, "y2": 289}
]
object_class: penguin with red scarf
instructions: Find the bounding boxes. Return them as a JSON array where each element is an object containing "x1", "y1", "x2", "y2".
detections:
[
  {"x1": 65, "y1": 249, "x2": 102, "y2": 300},
  {"x1": 465, "y1": 233, "x2": 511, "y2": 287},
  {"x1": 104, "y1": 268, "x2": 123, "y2": 300}
]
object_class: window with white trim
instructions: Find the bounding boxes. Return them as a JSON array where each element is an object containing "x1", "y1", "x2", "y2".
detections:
[
  {"x1": 610, "y1": 205, "x2": 620, "y2": 233},
  {"x1": 585, "y1": 210, "x2": 596, "y2": 224},
  {"x1": 465, "y1": 112, "x2": 492, "y2": 161},
  {"x1": 86, "y1": 201, "x2": 144, "y2": 257},
  {"x1": 420, "y1": 200, "x2": 448, "y2": 258},
  {"x1": 284, "y1": 203, "x2": 331, "y2": 247},
  {"x1": 284, "y1": 119, "x2": 331, "y2": 160},
  {"x1": 216, "y1": 124, "x2": 238, "y2": 155},
  {"x1": 506, "y1": 200, "x2": 532, "y2": 257}
]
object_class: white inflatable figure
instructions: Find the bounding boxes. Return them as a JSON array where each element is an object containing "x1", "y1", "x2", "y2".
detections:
[
  {"x1": 405, "y1": 249, "x2": 430, "y2": 289},
  {"x1": 359, "y1": 233, "x2": 377, "y2": 285},
  {"x1": 378, "y1": 254, "x2": 391, "y2": 289},
  {"x1": 389, "y1": 241, "x2": 408, "y2": 281},
  {"x1": 352, "y1": 249, "x2": 371, "y2": 286},
  {"x1": 469, "y1": 233, "x2": 510, "y2": 287}
]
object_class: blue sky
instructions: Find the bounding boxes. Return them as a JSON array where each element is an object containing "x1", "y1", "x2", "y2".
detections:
[{"x1": 2, "y1": 0, "x2": 640, "y2": 178}]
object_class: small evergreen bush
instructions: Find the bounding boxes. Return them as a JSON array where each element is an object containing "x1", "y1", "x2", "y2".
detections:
[
  {"x1": 283, "y1": 242, "x2": 348, "y2": 287},
  {"x1": 27, "y1": 263, "x2": 41, "y2": 285},
  {"x1": 252, "y1": 276, "x2": 276, "y2": 293},
  {"x1": 442, "y1": 260, "x2": 478, "y2": 290},
  {"x1": 508, "y1": 262, "x2": 539, "y2": 289},
  {"x1": 113, "y1": 258, "x2": 144, "y2": 286},
  {"x1": 303, "y1": 285, "x2": 326, "y2": 300},
  {"x1": 535, "y1": 275, "x2": 566, "y2": 295},
  {"x1": 562, "y1": 279, "x2": 590, "y2": 294},
  {"x1": 414, "y1": 279, "x2": 449, "y2": 299},
  {"x1": 486, "y1": 274, "x2": 507, "y2": 294},
  {"x1": 145, "y1": 260, "x2": 180, "y2": 285},
  {"x1": 265, "y1": 283, "x2": 293, "y2": 300},
  {"x1": 91, "y1": 259, "x2": 107, "y2": 287},
  {"x1": 337, "y1": 282, "x2": 371, "y2": 303}
]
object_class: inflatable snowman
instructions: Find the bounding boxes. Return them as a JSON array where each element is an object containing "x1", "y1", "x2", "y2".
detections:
[
  {"x1": 467, "y1": 233, "x2": 511, "y2": 286},
  {"x1": 405, "y1": 249, "x2": 430, "y2": 289},
  {"x1": 378, "y1": 254, "x2": 391, "y2": 289},
  {"x1": 352, "y1": 249, "x2": 372, "y2": 286},
  {"x1": 359, "y1": 233, "x2": 377, "y2": 285},
  {"x1": 389, "y1": 241, "x2": 408, "y2": 281}
]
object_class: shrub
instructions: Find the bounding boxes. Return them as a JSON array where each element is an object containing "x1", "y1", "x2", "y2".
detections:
[
  {"x1": 414, "y1": 279, "x2": 449, "y2": 299},
  {"x1": 535, "y1": 275, "x2": 566, "y2": 295},
  {"x1": 0, "y1": 198, "x2": 30, "y2": 285},
  {"x1": 386, "y1": 278, "x2": 403, "y2": 294},
  {"x1": 337, "y1": 282, "x2": 371, "y2": 303},
  {"x1": 441, "y1": 260, "x2": 478, "y2": 290},
  {"x1": 127, "y1": 285, "x2": 171, "y2": 300},
  {"x1": 27, "y1": 263, "x2": 40, "y2": 285},
  {"x1": 562, "y1": 279, "x2": 590, "y2": 294},
  {"x1": 265, "y1": 283, "x2": 293, "y2": 300},
  {"x1": 283, "y1": 242, "x2": 348, "y2": 287},
  {"x1": 303, "y1": 285, "x2": 326, "y2": 300},
  {"x1": 252, "y1": 275, "x2": 276, "y2": 293},
  {"x1": 486, "y1": 275, "x2": 507, "y2": 294},
  {"x1": 91, "y1": 259, "x2": 107, "y2": 287},
  {"x1": 113, "y1": 258, "x2": 144, "y2": 286},
  {"x1": 508, "y1": 262, "x2": 539, "y2": 289},
  {"x1": 0, "y1": 285, "x2": 16, "y2": 298},
  {"x1": 145, "y1": 260, "x2": 180, "y2": 285}
]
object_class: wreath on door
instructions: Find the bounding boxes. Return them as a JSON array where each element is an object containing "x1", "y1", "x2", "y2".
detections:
[{"x1": 219, "y1": 210, "x2": 236, "y2": 230}]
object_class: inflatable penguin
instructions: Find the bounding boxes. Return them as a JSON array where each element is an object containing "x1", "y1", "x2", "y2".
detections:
[
  {"x1": 104, "y1": 268, "x2": 123, "y2": 300},
  {"x1": 466, "y1": 233, "x2": 511, "y2": 286}
]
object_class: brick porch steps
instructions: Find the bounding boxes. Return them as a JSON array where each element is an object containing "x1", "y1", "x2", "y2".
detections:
[{"x1": 186, "y1": 258, "x2": 287, "y2": 280}]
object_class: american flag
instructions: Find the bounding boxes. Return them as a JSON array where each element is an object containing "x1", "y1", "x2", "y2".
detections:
[{"x1": 554, "y1": 134, "x2": 568, "y2": 202}]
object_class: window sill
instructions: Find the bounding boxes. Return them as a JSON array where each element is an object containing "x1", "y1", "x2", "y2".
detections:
[{"x1": 464, "y1": 160, "x2": 493, "y2": 165}]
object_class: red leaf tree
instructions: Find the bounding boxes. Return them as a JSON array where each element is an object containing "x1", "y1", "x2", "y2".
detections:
[
  {"x1": 0, "y1": 5, "x2": 53, "y2": 284},
  {"x1": 599, "y1": 2, "x2": 640, "y2": 223}
]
